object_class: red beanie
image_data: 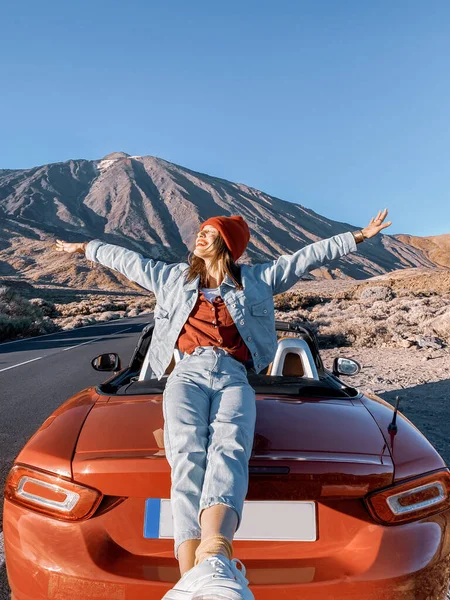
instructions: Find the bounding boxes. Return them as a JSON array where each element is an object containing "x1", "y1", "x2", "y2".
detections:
[{"x1": 200, "y1": 215, "x2": 250, "y2": 262}]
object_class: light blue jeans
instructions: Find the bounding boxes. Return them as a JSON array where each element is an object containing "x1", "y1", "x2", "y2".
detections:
[{"x1": 162, "y1": 346, "x2": 256, "y2": 559}]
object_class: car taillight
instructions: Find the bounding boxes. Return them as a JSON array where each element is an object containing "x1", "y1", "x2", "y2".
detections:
[
  {"x1": 365, "y1": 469, "x2": 450, "y2": 525},
  {"x1": 4, "y1": 464, "x2": 102, "y2": 521}
]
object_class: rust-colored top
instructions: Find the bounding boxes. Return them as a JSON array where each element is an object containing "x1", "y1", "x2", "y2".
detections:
[{"x1": 177, "y1": 290, "x2": 251, "y2": 363}]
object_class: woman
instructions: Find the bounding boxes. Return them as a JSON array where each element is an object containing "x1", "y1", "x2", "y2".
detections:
[{"x1": 55, "y1": 209, "x2": 391, "y2": 600}]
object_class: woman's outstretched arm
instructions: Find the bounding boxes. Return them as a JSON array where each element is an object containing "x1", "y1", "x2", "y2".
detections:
[
  {"x1": 54, "y1": 239, "x2": 171, "y2": 294},
  {"x1": 252, "y1": 208, "x2": 392, "y2": 296}
]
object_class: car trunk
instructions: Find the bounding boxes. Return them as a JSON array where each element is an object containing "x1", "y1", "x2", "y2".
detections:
[
  {"x1": 73, "y1": 394, "x2": 393, "y2": 497},
  {"x1": 71, "y1": 393, "x2": 395, "y2": 577}
]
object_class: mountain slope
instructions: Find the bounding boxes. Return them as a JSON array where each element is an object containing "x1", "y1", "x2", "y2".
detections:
[
  {"x1": 0, "y1": 152, "x2": 442, "y2": 293},
  {"x1": 395, "y1": 234, "x2": 450, "y2": 268}
]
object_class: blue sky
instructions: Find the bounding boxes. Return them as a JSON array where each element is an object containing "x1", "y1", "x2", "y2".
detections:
[{"x1": 2, "y1": 0, "x2": 450, "y2": 236}]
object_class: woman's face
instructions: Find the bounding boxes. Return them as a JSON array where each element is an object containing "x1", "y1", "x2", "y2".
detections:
[{"x1": 193, "y1": 225, "x2": 219, "y2": 259}]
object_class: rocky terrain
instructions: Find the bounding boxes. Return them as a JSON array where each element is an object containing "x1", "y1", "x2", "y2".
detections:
[{"x1": 281, "y1": 268, "x2": 450, "y2": 350}]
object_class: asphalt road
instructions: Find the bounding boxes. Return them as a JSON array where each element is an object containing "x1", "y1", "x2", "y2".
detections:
[{"x1": 0, "y1": 314, "x2": 152, "y2": 599}]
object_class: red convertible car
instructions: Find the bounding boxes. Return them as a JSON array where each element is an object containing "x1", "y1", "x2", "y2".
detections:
[{"x1": 4, "y1": 320, "x2": 450, "y2": 599}]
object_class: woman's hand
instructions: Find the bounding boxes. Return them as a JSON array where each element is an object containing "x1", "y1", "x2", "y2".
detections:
[
  {"x1": 54, "y1": 239, "x2": 88, "y2": 254},
  {"x1": 362, "y1": 208, "x2": 392, "y2": 239}
]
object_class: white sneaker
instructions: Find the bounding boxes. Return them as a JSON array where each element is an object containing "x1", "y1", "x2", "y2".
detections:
[{"x1": 161, "y1": 554, "x2": 254, "y2": 600}]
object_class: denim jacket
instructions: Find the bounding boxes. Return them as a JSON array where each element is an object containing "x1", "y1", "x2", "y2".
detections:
[{"x1": 86, "y1": 232, "x2": 357, "y2": 380}]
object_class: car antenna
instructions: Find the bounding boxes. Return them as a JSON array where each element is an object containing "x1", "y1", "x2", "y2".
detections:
[{"x1": 388, "y1": 395, "x2": 400, "y2": 434}]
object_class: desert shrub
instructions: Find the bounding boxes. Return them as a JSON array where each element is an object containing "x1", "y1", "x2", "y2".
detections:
[
  {"x1": 0, "y1": 288, "x2": 61, "y2": 341},
  {"x1": 275, "y1": 292, "x2": 331, "y2": 311},
  {"x1": 0, "y1": 286, "x2": 43, "y2": 320},
  {"x1": 29, "y1": 297, "x2": 60, "y2": 317},
  {"x1": 94, "y1": 311, "x2": 123, "y2": 321},
  {"x1": 55, "y1": 300, "x2": 93, "y2": 316},
  {"x1": 26, "y1": 318, "x2": 61, "y2": 336},
  {"x1": 131, "y1": 299, "x2": 155, "y2": 310},
  {"x1": 318, "y1": 331, "x2": 351, "y2": 347},
  {"x1": 411, "y1": 289, "x2": 438, "y2": 298},
  {"x1": 0, "y1": 315, "x2": 35, "y2": 340},
  {"x1": 98, "y1": 301, "x2": 128, "y2": 312}
]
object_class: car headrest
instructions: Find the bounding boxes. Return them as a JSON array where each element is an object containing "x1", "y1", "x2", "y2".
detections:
[{"x1": 282, "y1": 352, "x2": 305, "y2": 377}]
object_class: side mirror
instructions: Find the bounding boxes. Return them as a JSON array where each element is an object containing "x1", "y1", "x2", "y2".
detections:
[
  {"x1": 333, "y1": 357, "x2": 361, "y2": 377},
  {"x1": 91, "y1": 353, "x2": 121, "y2": 372}
]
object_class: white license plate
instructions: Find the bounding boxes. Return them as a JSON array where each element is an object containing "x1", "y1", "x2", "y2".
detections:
[{"x1": 144, "y1": 499, "x2": 317, "y2": 541}]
